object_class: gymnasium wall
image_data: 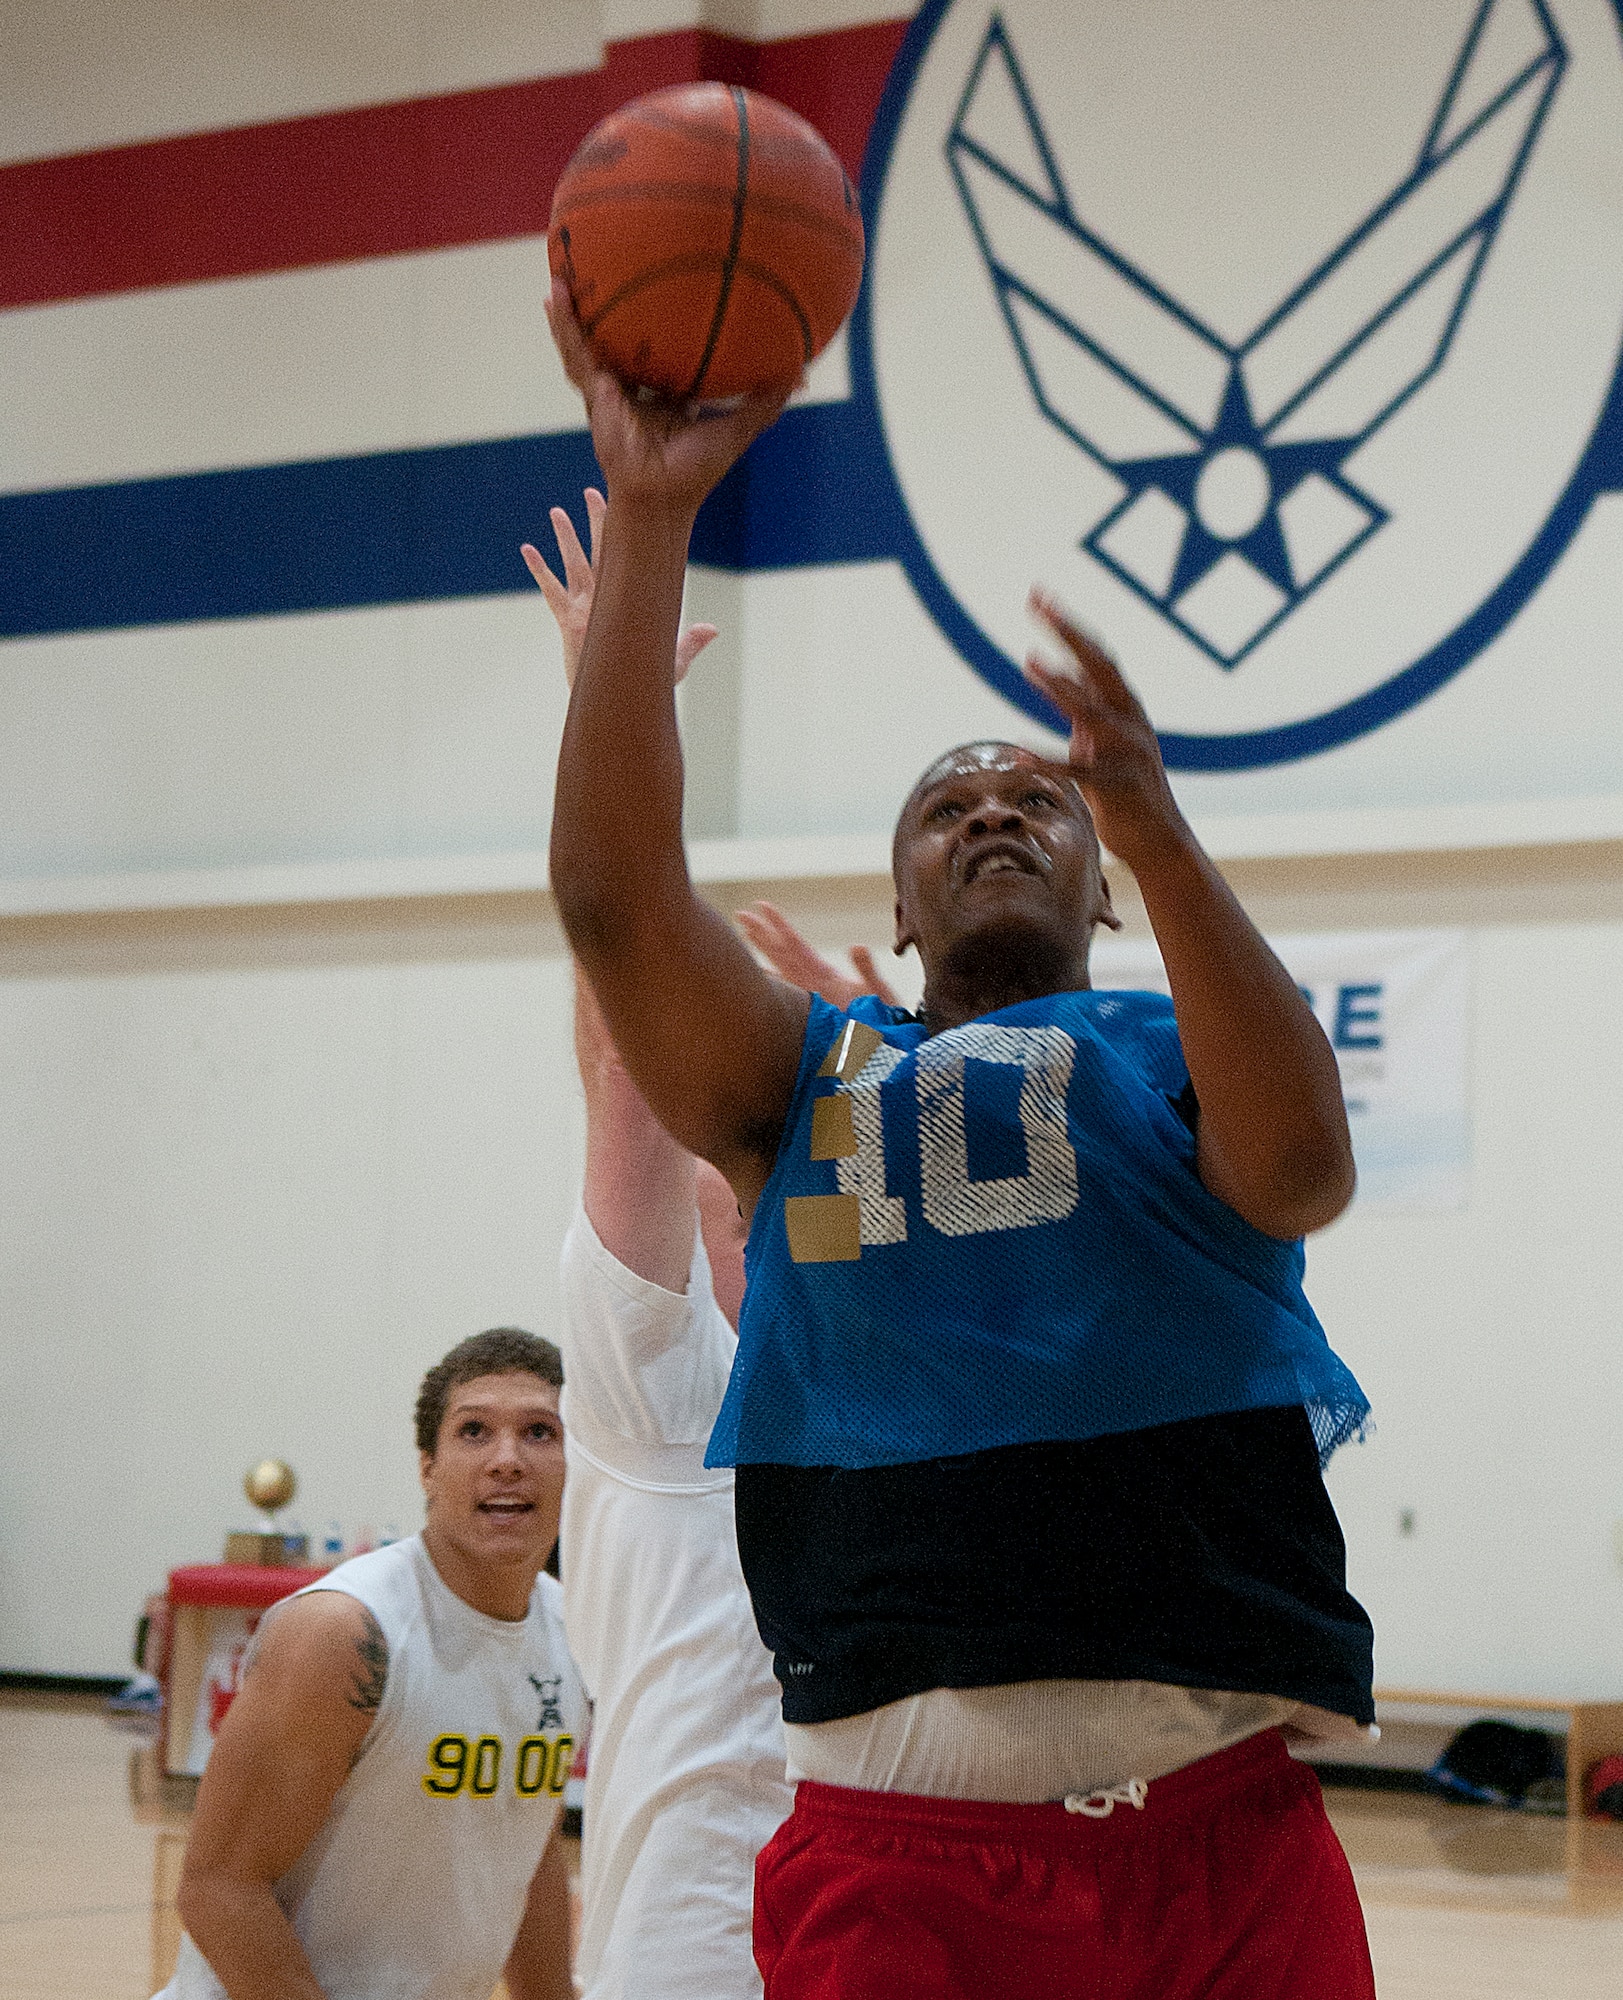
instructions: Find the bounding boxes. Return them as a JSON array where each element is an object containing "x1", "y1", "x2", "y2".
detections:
[{"x1": 4, "y1": 0, "x2": 1623, "y2": 1693}]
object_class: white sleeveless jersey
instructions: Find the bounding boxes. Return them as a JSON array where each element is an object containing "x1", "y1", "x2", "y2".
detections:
[
  {"x1": 558, "y1": 1211, "x2": 790, "y2": 2000},
  {"x1": 159, "y1": 1535, "x2": 586, "y2": 2000}
]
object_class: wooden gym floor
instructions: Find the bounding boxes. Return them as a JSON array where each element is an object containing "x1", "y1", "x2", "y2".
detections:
[{"x1": 5, "y1": 1689, "x2": 1623, "y2": 1998}]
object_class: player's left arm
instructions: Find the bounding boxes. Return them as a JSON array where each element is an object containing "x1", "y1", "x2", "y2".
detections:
[
  {"x1": 1024, "y1": 591, "x2": 1355, "y2": 1239},
  {"x1": 501, "y1": 1826, "x2": 574, "y2": 2000}
]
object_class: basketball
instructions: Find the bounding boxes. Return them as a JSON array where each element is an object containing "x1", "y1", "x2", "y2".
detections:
[{"x1": 548, "y1": 83, "x2": 865, "y2": 401}]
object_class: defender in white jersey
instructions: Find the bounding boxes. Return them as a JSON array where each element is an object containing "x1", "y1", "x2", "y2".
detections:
[
  {"x1": 164, "y1": 1329, "x2": 586, "y2": 2000},
  {"x1": 525, "y1": 495, "x2": 892, "y2": 2000},
  {"x1": 556, "y1": 974, "x2": 790, "y2": 2000}
]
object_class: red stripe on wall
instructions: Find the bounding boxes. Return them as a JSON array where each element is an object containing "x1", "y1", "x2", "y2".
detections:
[{"x1": 0, "y1": 19, "x2": 909, "y2": 312}]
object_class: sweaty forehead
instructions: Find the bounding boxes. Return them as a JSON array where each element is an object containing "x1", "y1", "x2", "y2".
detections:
[{"x1": 900, "y1": 741, "x2": 1079, "y2": 827}]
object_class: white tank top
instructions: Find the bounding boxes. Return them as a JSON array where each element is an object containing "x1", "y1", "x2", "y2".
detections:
[{"x1": 160, "y1": 1535, "x2": 587, "y2": 2000}]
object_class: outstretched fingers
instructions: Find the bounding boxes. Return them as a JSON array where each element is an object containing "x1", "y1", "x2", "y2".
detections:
[
  {"x1": 1019, "y1": 588, "x2": 1190, "y2": 871},
  {"x1": 520, "y1": 540, "x2": 568, "y2": 616},
  {"x1": 1022, "y1": 651, "x2": 1106, "y2": 769},
  {"x1": 1028, "y1": 588, "x2": 1141, "y2": 713},
  {"x1": 734, "y1": 901, "x2": 839, "y2": 989},
  {"x1": 550, "y1": 503, "x2": 593, "y2": 599},
  {"x1": 735, "y1": 903, "x2": 900, "y2": 1008},
  {"x1": 734, "y1": 901, "x2": 801, "y2": 963},
  {"x1": 520, "y1": 487, "x2": 603, "y2": 610},
  {"x1": 848, "y1": 944, "x2": 900, "y2": 1008},
  {"x1": 526, "y1": 482, "x2": 720, "y2": 687}
]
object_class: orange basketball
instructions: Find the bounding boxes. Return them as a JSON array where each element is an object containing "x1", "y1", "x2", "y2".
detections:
[{"x1": 548, "y1": 83, "x2": 865, "y2": 401}]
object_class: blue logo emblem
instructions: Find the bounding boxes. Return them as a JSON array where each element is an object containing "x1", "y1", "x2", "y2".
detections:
[{"x1": 852, "y1": 0, "x2": 1623, "y2": 768}]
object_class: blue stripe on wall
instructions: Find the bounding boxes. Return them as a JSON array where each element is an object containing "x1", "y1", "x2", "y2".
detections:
[
  {"x1": 0, "y1": 403, "x2": 901, "y2": 641},
  {"x1": 690, "y1": 399, "x2": 903, "y2": 573}
]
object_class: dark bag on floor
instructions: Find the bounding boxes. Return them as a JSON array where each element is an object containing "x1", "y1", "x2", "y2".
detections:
[{"x1": 1430, "y1": 1720, "x2": 1564, "y2": 1810}]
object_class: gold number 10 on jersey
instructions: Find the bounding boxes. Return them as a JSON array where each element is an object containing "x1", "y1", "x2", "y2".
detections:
[
  {"x1": 421, "y1": 1731, "x2": 575, "y2": 1799},
  {"x1": 785, "y1": 1021, "x2": 1080, "y2": 1262}
]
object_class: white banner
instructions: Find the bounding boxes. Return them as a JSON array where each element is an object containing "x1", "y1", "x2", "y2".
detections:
[{"x1": 1091, "y1": 928, "x2": 1471, "y2": 1211}]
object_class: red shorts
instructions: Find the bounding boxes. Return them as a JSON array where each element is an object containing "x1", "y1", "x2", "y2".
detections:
[{"x1": 753, "y1": 1728, "x2": 1374, "y2": 2000}]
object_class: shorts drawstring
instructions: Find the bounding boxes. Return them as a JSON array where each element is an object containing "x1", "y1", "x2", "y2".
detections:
[{"x1": 1063, "y1": 1777, "x2": 1149, "y2": 1818}]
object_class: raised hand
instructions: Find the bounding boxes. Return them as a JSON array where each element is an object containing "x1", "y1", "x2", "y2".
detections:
[
  {"x1": 735, "y1": 901, "x2": 900, "y2": 1009},
  {"x1": 1022, "y1": 589, "x2": 1353, "y2": 1236},
  {"x1": 521, "y1": 487, "x2": 718, "y2": 688},
  {"x1": 546, "y1": 280, "x2": 794, "y2": 519},
  {"x1": 1020, "y1": 588, "x2": 1189, "y2": 871}
]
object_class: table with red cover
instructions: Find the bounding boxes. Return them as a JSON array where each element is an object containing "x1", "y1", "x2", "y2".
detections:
[{"x1": 164, "y1": 1562, "x2": 329, "y2": 1775}]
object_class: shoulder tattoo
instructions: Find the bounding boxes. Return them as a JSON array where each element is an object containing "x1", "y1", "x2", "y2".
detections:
[{"x1": 346, "y1": 1607, "x2": 389, "y2": 1715}]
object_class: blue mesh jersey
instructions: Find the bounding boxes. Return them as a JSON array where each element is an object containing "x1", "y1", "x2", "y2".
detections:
[{"x1": 707, "y1": 988, "x2": 1369, "y2": 1473}]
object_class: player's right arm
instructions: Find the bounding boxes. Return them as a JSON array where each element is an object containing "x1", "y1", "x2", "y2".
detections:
[
  {"x1": 175, "y1": 1593, "x2": 384, "y2": 2000},
  {"x1": 544, "y1": 287, "x2": 810, "y2": 1214}
]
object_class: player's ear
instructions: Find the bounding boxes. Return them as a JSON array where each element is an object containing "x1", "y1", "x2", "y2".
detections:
[
  {"x1": 1095, "y1": 872, "x2": 1122, "y2": 933},
  {"x1": 419, "y1": 1448, "x2": 436, "y2": 1499},
  {"x1": 893, "y1": 895, "x2": 914, "y2": 956}
]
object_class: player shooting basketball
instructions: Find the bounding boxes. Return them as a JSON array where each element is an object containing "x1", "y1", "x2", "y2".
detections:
[{"x1": 543, "y1": 282, "x2": 1379, "y2": 1998}]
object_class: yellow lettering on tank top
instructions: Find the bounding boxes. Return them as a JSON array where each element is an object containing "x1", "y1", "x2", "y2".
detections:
[{"x1": 421, "y1": 1731, "x2": 575, "y2": 1799}]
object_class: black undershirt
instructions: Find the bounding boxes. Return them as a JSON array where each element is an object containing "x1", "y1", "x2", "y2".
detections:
[{"x1": 734, "y1": 1404, "x2": 1375, "y2": 1727}]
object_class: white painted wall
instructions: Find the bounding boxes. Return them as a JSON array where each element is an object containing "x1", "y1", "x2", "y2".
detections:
[
  {"x1": 5, "y1": 0, "x2": 1623, "y2": 1702},
  {"x1": 0, "y1": 899, "x2": 582, "y2": 1668}
]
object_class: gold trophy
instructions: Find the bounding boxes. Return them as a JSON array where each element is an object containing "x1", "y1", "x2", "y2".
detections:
[{"x1": 225, "y1": 1460, "x2": 306, "y2": 1565}]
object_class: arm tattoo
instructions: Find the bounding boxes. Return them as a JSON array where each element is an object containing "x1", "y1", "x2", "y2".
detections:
[{"x1": 346, "y1": 1608, "x2": 389, "y2": 1715}]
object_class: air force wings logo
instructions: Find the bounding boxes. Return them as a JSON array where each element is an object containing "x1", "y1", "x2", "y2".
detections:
[
  {"x1": 854, "y1": 0, "x2": 1623, "y2": 768},
  {"x1": 948, "y1": 5, "x2": 1563, "y2": 667}
]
